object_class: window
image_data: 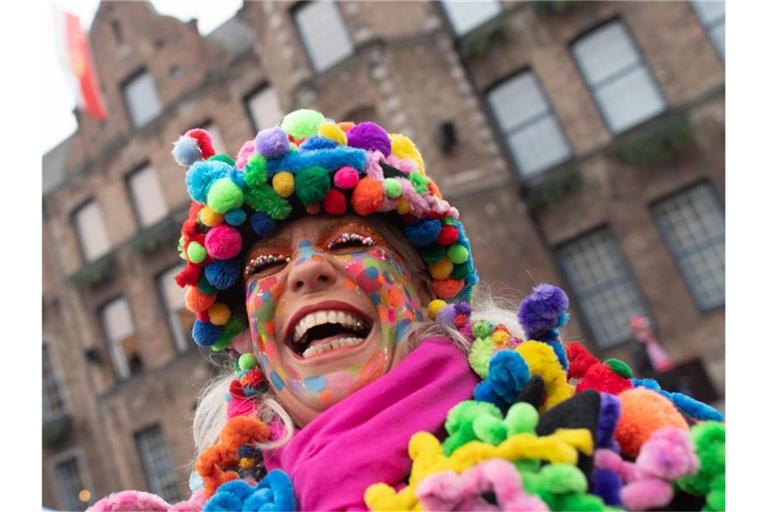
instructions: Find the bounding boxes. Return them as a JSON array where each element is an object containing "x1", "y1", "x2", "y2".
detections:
[
  {"x1": 135, "y1": 426, "x2": 183, "y2": 502},
  {"x1": 652, "y1": 183, "x2": 724, "y2": 310},
  {"x1": 43, "y1": 344, "x2": 67, "y2": 421},
  {"x1": 245, "y1": 86, "x2": 284, "y2": 133},
  {"x1": 73, "y1": 200, "x2": 111, "y2": 262},
  {"x1": 127, "y1": 164, "x2": 168, "y2": 227},
  {"x1": 690, "y1": 0, "x2": 725, "y2": 59},
  {"x1": 54, "y1": 457, "x2": 88, "y2": 511},
  {"x1": 557, "y1": 228, "x2": 651, "y2": 348},
  {"x1": 294, "y1": 1, "x2": 354, "y2": 72},
  {"x1": 571, "y1": 20, "x2": 665, "y2": 134},
  {"x1": 441, "y1": 0, "x2": 501, "y2": 35},
  {"x1": 157, "y1": 265, "x2": 195, "y2": 352},
  {"x1": 101, "y1": 298, "x2": 141, "y2": 380},
  {"x1": 200, "y1": 122, "x2": 227, "y2": 155},
  {"x1": 122, "y1": 70, "x2": 162, "y2": 127},
  {"x1": 487, "y1": 71, "x2": 572, "y2": 177}
]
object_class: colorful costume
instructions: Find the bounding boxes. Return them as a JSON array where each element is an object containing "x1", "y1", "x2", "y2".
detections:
[{"x1": 90, "y1": 110, "x2": 724, "y2": 512}]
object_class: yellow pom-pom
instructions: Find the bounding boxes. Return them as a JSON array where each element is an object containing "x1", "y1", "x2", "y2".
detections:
[
  {"x1": 428, "y1": 257, "x2": 454, "y2": 280},
  {"x1": 318, "y1": 122, "x2": 347, "y2": 145},
  {"x1": 390, "y1": 134, "x2": 426, "y2": 174},
  {"x1": 396, "y1": 197, "x2": 411, "y2": 215},
  {"x1": 272, "y1": 171, "x2": 295, "y2": 198},
  {"x1": 427, "y1": 299, "x2": 448, "y2": 319},
  {"x1": 208, "y1": 303, "x2": 231, "y2": 326},
  {"x1": 491, "y1": 330, "x2": 512, "y2": 346},
  {"x1": 239, "y1": 457, "x2": 256, "y2": 470},
  {"x1": 200, "y1": 207, "x2": 224, "y2": 227}
]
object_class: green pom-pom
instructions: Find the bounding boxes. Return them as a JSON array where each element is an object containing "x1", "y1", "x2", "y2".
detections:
[
  {"x1": 178, "y1": 237, "x2": 187, "y2": 261},
  {"x1": 209, "y1": 154, "x2": 235, "y2": 166},
  {"x1": 244, "y1": 154, "x2": 268, "y2": 188},
  {"x1": 450, "y1": 262, "x2": 471, "y2": 280},
  {"x1": 295, "y1": 166, "x2": 330, "y2": 206},
  {"x1": 210, "y1": 316, "x2": 247, "y2": 351},
  {"x1": 539, "y1": 464, "x2": 587, "y2": 495},
  {"x1": 472, "y1": 320, "x2": 494, "y2": 339},
  {"x1": 447, "y1": 244, "x2": 469, "y2": 264},
  {"x1": 238, "y1": 353, "x2": 256, "y2": 371},
  {"x1": 409, "y1": 172, "x2": 430, "y2": 195},
  {"x1": 207, "y1": 178, "x2": 244, "y2": 214},
  {"x1": 473, "y1": 413, "x2": 508, "y2": 445},
  {"x1": 187, "y1": 241, "x2": 207, "y2": 264},
  {"x1": 444, "y1": 400, "x2": 502, "y2": 455},
  {"x1": 504, "y1": 402, "x2": 539, "y2": 435},
  {"x1": 420, "y1": 244, "x2": 447, "y2": 264},
  {"x1": 281, "y1": 109, "x2": 325, "y2": 139},
  {"x1": 604, "y1": 358, "x2": 633, "y2": 378},
  {"x1": 677, "y1": 421, "x2": 725, "y2": 502},
  {"x1": 468, "y1": 336, "x2": 494, "y2": 378},
  {"x1": 383, "y1": 177, "x2": 402, "y2": 199},
  {"x1": 244, "y1": 184, "x2": 292, "y2": 220},
  {"x1": 197, "y1": 274, "x2": 217, "y2": 296}
]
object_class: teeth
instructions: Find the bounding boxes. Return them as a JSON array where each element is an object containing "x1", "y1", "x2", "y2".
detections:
[
  {"x1": 291, "y1": 310, "x2": 367, "y2": 342},
  {"x1": 302, "y1": 336, "x2": 365, "y2": 358}
]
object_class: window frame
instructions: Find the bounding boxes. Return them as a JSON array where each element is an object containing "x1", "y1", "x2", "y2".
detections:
[
  {"x1": 120, "y1": 67, "x2": 162, "y2": 128},
  {"x1": 42, "y1": 340, "x2": 69, "y2": 422},
  {"x1": 437, "y1": 0, "x2": 503, "y2": 37},
  {"x1": 569, "y1": 17, "x2": 668, "y2": 135},
  {"x1": 134, "y1": 424, "x2": 183, "y2": 503},
  {"x1": 98, "y1": 296, "x2": 140, "y2": 381},
  {"x1": 484, "y1": 67, "x2": 574, "y2": 180},
  {"x1": 124, "y1": 161, "x2": 168, "y2": 229},
  {"x1": 71, "y1": 198, "x2": 111, "y2": 264},
  {"x1": 650, "y1": 181, "x2": 725, "y2": 312},
  {"x1": 689, "y1": 0, "x2": 725, "y2": 61},
  {"x1": 155, "y1": 263, "x2": 193, "y2": 354},
  {"x1": 555, "y1": 225, "x2": 655, "y2": 349},
  {"x1": 290, "y1": 0, "x2": 355, "y2": 73},
  {"x1": 49, "y1": 448, "x2": 95, "y2": 511}
]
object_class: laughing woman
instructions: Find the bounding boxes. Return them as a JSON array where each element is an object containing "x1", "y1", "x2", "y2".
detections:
[{"x1": 89, "y1": 110, "x2": 725, "y2": 512}]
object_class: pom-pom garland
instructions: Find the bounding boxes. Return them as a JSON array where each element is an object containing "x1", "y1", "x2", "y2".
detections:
[{"x1": 173, "y1": 110, "x2": 478, "y2": 348}]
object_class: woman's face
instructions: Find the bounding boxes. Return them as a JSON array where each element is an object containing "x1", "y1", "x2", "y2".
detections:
[{"x1": 243, "y1": 215, "x2": 429, "y2": 426}]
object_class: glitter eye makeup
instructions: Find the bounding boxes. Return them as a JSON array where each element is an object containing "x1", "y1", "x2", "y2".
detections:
[
  {"x1": 325, "y1": 232, "x2": 375, "y2": 252},
  {"x1": 244, "y1": 254, "x2": 292, "y2": 278}
]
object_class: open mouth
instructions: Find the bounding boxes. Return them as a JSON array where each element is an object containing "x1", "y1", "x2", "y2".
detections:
[{"x1": 287, "y1": 308, "x2": 372, "y2": 359}]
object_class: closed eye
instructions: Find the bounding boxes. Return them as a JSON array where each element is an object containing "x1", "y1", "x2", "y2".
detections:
[{"x1": 326, "y1": 233, "x2": 375, "y2": 253}]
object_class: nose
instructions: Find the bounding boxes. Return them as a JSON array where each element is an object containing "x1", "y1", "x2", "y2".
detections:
[{"x1": 286, "y1": 253, "x2": 338, "y2": 293}]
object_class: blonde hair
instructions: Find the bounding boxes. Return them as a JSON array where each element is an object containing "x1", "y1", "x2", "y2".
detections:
[{"x1": 191, "y1": 215, "x2": 525, "y2": 460}]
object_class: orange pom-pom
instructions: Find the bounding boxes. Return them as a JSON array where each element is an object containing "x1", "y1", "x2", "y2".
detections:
[
  {"x1": 338, "y1": 121, "x2": 356, "y2": 132},
  {"x1": 615, "y1": 388, "x2": 689, "y2": 458},
  {"x1": 185, "y1": 286, "x2": 216, "y2": 313},
  {"x1": 351, "y1": 177, "x2": 385, "y2": 216},
  {"x1": 432, "y1": 278, "x2": 464, "y2": 299}
]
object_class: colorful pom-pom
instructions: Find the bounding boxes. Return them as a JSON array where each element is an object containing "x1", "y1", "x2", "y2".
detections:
[
  {"x1": 437, "y1": 225, "x2": 459, "y2": 245},
  {"x1": 427, "y1": 299, "x2": 448, "y2": 319},
  {"x1": 295, "y1": 166, "x2": 331, "y2": 206},
  {"x1": 199, "y1": 207, "x2": 224, "y2": 227},
  {"x1": 347, "y1": 122, "x2": 392, "y2": 155},
  {"x1": 447, "y1": 244, "x2": 469, "y2": 264},
  {"x1": 323, "y1": 188, "x2": 347, "y2": 215},
  {"x1": 185, "y1": 286, "x2": 217, "y2": 313},
  {"x1": 172, "y1": 135, "x2": 203, "y2": 166},
  {"x1": 433, "y1": 278, "x2": 464, "y2": 299},
  {"x1": 197, "y1": 274, "x2": 217, "y2": 296},
  {"x1": 187, "y1": 241, "x2": 207, "y2": 264},
  {"x1": 207, "y1": 178, "x2": 244, "y2": 214},
  {"x1": 333, "y1": 166, "x2": 360, "y2": 189},
  {"x1": 615, "y1": 388, "x2": 689, "y2": 458},
  {"x1": 404, "y1": 219, "x2": 442, "y2": 246},
  {"x1": 390, "y1": 133, "x2": 425, "y2": 173},
  {"x1": 186, "y1": 160, "x2": 230, "y2": 203},
  {"x1": 238, "y1": 353, "x2": 256, "y2": 371},
  {"x1": 351, "y1": 176, "x2": 385, "y2": 216},
  {"x1": 518, "y1": 284, "x2": 570, "y2": 340},
  {"x1": 255, "y1": 127, "x2": 290, "y2": 159},
  {"x1": 318, "y1": 122, "x2": 347, "y2": 145},
  {"x1": 396, "y1": 197, "x2": 410, "y2": 214},
  {"x1": 205, "y1": 225, "x2": 243, "y2": 260},
  {"x1": 281, "y1": 109, "x2": 325, "y2": 139},
  {"x1": 451, "y1": 262, "x2": 471, "y2": 279},
  {"x1": 250, "y1": 212, "x2": 277, "y2": 237},
  {"x1": 192, "y1": 320, "x2": 223, "y2": 347},
  {"x1": 429, "y1": 257, "x2": 454, "y2": 280},
  {"x1": 272, "y1": 171, "x2": 295, "y2": 198},
  {"x1": 204, "y1": 260, "x2": 240, "y2": 290},
  {"x1": 208, "y1": 303, "x2": 231, "y2": 326},
  {"x1": 383, "y1": 177, "x2": 402, "y2": 199},
  {"x1": 224, "y1": 208, "x2": 246, "y2": 226}
]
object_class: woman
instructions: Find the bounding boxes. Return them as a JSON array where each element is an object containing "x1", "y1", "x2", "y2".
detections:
[{"x1": 90, "y1": 110, "x2": 724, "y2": 512}]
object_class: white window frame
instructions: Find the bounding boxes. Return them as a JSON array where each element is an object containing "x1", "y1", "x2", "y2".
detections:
[
  {"x1": 571, "y1": 19, "x2": 666, "y2": 134},
  {"x1": 157, "y1": 264, "x2": 192, "y2": 353},
  {"x1": 487, "y1": 70, "x2": 572, "y2": 178},
  {"x1": 122, "y1": 69, "x2": 162, "y2": 127},
  {"x1": 441, "y1": 0, "x2": 502, "y2": 35},
  {"x1": 134, "y1": 425, "x2": 183, "y2": 503},
  {"x1": 293, "y1": 1, "x2": 354, "y2": 72},
  {"x1": 100, "y1": 297, "x2": 138, "y2": 380},
  {"x1": 49, "y1": 449, "x2": 94, "y2": 511},
  {"x1": 127, "y1": 164, "x2": 168, "y2": 227},
  {"x1": 73, "y1": 199, "x2": 111, "y2": 262},
  {"x1": 245, "y1": 85, "x2": 284, "y2": 133}
]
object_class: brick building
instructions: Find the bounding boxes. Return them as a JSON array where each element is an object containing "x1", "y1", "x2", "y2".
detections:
[{"x1": 42, "y1": 1, "x2": 724, "y2": 509}]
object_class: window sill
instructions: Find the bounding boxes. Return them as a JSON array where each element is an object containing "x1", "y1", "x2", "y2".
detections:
[
  {"x1": 127, "y1": 207, "x2": 188, "y2": 257},
  {"x1": 609, "y1": 110, "x2": 694, "y2": 167},
  {"x1": 43, "y1": 413, "x2": 73, "y2": 449},
  {"x1": 68, "y1": 252, "x2": 117, "y2": 290}
]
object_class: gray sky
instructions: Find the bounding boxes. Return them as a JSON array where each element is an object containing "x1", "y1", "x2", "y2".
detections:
[{"x1": 43, "y1": 0, "x2": 242, "y2": 154}]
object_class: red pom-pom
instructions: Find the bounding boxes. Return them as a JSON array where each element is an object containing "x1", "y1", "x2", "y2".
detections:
[
  {"x1": 351, "y1": 177, "x2": 385, "y2": 216},
  {"x1": 175, "y1": 264, "x2": 202, "y2": 287},
  {"x1": 566, "y1": 342, "x2": 600, "y2": 380},
  {"x1": 576, "y1": 363, "x2": 632, "y2": 395},
  {"x1": 229, "y1": 379, "x2": 245, "y2": 399},
  {"x1": 323, "y1": 188, "x2": 347, "y2": 215},
  {"x1": 186, "y1": 129, "x2": 216, "y2": 159},
  {"x1": 196, "y1": 310, "x2": 210, "y2": 323},
  {"x1": 241, "y1": 368, "x2": 265, "y2": 389},
  {"x1": 454, "y1": 313, "x2": 468, "y2": 328},
  {"x1": 437, "y1": 225, "x2": 459, "y2": 245},
  {"x1": 433, "y1": 278, "x2": 464, "y2": 299}
]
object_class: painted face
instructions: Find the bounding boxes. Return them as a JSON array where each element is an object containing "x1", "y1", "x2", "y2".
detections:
[{"x1": 244, "y1": 215, "x2": 428, "y2": 426}]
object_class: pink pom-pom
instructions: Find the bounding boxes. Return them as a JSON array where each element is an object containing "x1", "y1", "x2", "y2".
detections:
[
  {"x1": 205, "y1": 225, "x2": 242, "y2": 260},
  {"x1": 333, "y1": 166, "x2": 360, "y2": 189},
  {"x1": 227, "y1": 397, "x2": 256, "y2": 419},
  {"x1": 636, "y1": 427, "x2": 699, "y2": 480},
  {"x1": 236, "y1": 139, "x2": 257, "y2": 169}
]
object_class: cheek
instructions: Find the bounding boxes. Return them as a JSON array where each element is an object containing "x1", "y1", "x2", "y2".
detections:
[{"x1": 246, "y1": 276, "x2": 283, "y2": 352}]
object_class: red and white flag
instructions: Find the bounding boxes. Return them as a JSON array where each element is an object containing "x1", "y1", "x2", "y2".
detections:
[{"x1": 53, "y1": 8, "x2": 107, "y2": 120}]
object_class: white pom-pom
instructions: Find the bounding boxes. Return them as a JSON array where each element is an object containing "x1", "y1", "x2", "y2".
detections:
[{"x1": 172, "y1": 135, "x2": 202, "y2": 167}]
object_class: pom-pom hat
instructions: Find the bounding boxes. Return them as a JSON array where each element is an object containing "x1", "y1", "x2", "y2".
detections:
[{"x1": 173, "y1": 109, "x2": 479, "y2": 350}]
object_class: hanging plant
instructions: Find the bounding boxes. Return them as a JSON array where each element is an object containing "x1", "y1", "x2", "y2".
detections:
[
  {"x1": 522, "y1": 165, "x2": 583, "y2": 216},
  {"x1": 611, "y1": 111, "x2": 694, "y2": 166},
  {"x1": 69, "y1": 252, "x2": 116, "y2": 290},
  {"x1": 43, "y1": 414, "x2": 72, "y2": 449},
  {"x1": 459, "y1": 17, "x2": 510, "y2": 60}
]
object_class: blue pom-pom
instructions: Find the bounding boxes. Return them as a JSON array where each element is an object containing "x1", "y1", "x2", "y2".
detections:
[
  {"x1": 216, "y1": 480, "x2": 254, "y2": 502},
  {"x1": 186, "y1": 160, "x2": 231, "y2": 203},
  {"x1": 300, "y1": 136, "x2": 339, "y2": 151},
  {"x1": 192, "y1": 320, "x2": 223, "y2": 347},
  {"x1": 224, "y1": 209, "x2": 247, "y2": 226},
  {"x1": 518, "y1": 284, "x2": 570, "y2": 340},
  {"x1": 242, "y1": 470, "x2": 296, "y2": 511},
  {"x1": 591, "y1": 468, "x2": 623, "y2": 506},
  {"x1": 250, "y1": 212, "x2": 277, "y2": 237},
  {"x1": 228, "y1": 168, "x2": 247, "y2": 189},
  {"x1": 404, "y1": 219, "x2": 442, "y2": 247},
  {"x1": 203, "y1": 492, "x2": 242, "y2": 512},
  {"x1": 204, "y1": 260, "x2": 240, "y2": 290},
  {"x1": 487, "y1": 349, "x2": 531, "y2": 400},
  {"x1": 172, "y1": 135, "x2": 202, "y2": 166}
]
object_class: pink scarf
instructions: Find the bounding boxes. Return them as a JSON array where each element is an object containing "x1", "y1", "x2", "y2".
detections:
[{"x1": 263, "y1": 336, "x2": 478, "y2": 510}]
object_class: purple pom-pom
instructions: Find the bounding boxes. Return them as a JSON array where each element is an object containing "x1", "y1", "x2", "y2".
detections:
[
  {"x1": 591, "y1": 468, "x2": 623, "y2": 506},
  {"x1": 256, "y1": 127, "x2": 290, "y2": 159},
  {"x1": 347, "y1": 122, "x2": 391, "y2": 156},
  {"x1": 454, "y1": 302, "x2": 472, "y2": 316},
  {"x1": 518, "y1": 284, "x2": 569, "y2": 339},
  {"x1": 597, "y1": 393, "x2": 621, "y2": 450},
  {"x1": 436, "y1": 304, "x2": 458, "y2": 325}
]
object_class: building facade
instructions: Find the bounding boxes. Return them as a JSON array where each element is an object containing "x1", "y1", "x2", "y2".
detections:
[{"x1": 42, "y1": 1, "x2": 724, "y2": 508}]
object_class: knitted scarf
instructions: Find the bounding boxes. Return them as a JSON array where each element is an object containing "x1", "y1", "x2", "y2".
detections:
[{"x1": 262, "y1": 336, "x2": 478, "y2": 510}]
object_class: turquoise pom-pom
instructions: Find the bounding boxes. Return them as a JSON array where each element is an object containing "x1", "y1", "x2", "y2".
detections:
[{"x1": 186, "y1": 160, "x2": 231, "y2": 203}]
